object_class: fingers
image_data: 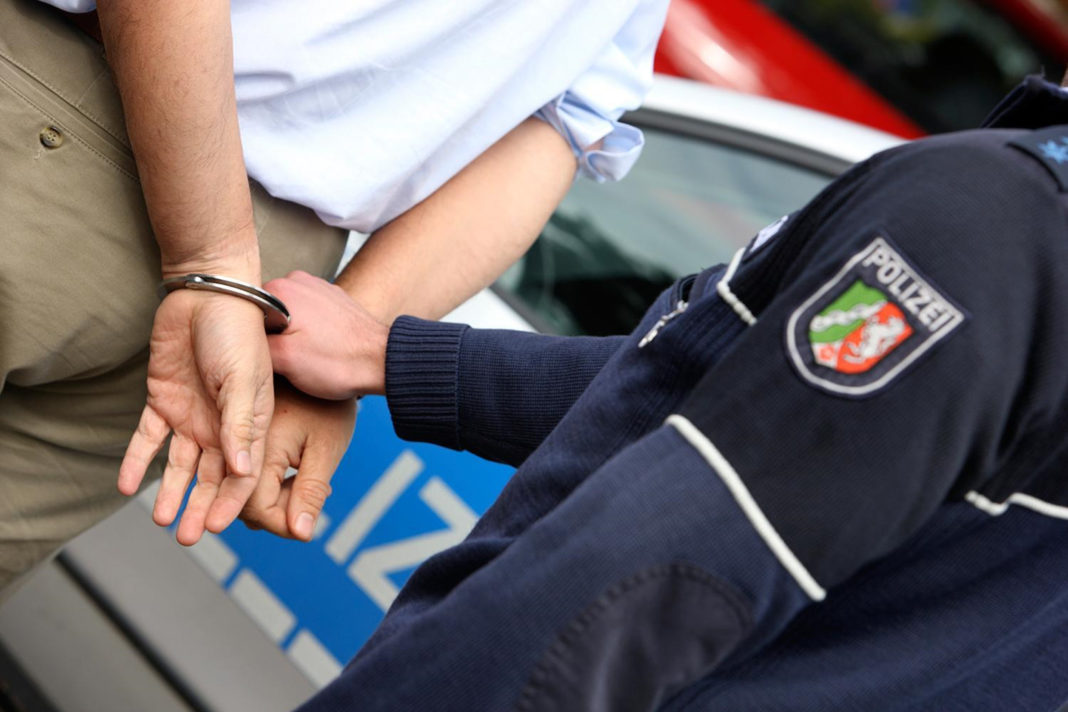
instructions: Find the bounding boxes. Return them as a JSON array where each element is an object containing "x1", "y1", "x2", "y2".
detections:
[
  {"x1": 247, "y1": 451, "x2": 334, "y2": 542},
  {"x1": 221, "y1": 409, "x2": 255, "y2": 478},
  {"x1": 238, "y1": 391, "x2": 351, "y2": 541},
  {"x1": 286, "y1": 443, "x2": 336, "y2": 541},
  {"x1": 153, "y1": 433, "x2": 201, "y2": 527},
  {"x1": 263, "y1": 271, "x2": 318, "y2": 319},
  {"x1": 217, "y1": 361, "x2": 272, "y2": 481},
  {"x1": 205, "y1": 461, "x2": 261, "y2": 535},
  {"x1": 175, "y1": 450, "x2": 225, "y2": 545},
  {"x1": 240, "y1": 424, "x2": 329, "y2": 541},
  {"x1": 207, "y1": 307, "x2": 273, "y2": 482},
  {"x1": 240, "y1": 441, "x2": 291, "y2": 536},
  {"x1": 118, "y1": 405, "x2": 170, "y2": 496},
  {"x1": 208, "y1": 412, "x2": 266, "y2": 535},
  {"x1": 178, "y1": 375, "x2": 269, "y2": 538}
]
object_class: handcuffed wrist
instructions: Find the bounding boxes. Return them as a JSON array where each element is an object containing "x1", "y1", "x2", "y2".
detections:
[
  {"x1": 159, "y1": 273, "x2": 290, "y2": 333},
  {"x1": 159, "y1": 238, "x2": 262, "y2": 286}
]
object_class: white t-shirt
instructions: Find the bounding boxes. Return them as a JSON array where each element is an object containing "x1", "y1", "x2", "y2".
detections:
[{"x1": 41, "y1": 0, "x2": 669, "y2": 233}]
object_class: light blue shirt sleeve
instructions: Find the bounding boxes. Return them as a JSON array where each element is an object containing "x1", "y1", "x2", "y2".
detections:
[{"x1": 535, "y1": 0, "x2": 670, "y2": 183}]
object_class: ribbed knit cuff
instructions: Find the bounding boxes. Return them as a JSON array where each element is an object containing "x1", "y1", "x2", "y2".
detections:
[{"x1": 385, "y1": 316, "x2": 468, "y2": 450}]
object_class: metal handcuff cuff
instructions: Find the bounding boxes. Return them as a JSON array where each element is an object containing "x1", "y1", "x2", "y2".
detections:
[{"x1": 158, "y1": 274, "x2": 290, "y2": 333}]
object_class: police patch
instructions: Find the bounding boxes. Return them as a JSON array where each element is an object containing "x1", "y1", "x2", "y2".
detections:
[{"x1": 786, "y1": 237, "x2": 965, "y2": 396}]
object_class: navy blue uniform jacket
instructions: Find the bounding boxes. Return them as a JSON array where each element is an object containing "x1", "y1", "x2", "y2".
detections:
[{"x1": 300, "y1": 77, "x2": 1068, "y2": 711}]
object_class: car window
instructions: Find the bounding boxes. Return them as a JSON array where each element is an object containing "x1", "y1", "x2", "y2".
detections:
[
  {"x1": 761, "y1": 0, "x2": 1062, "y2": 133},
  {"x1": 494, "y1": 127, "x2": 834, "y2": 336}
]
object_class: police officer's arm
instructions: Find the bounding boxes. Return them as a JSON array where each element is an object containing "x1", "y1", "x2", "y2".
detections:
[
  {"x1": 265, "y1": 271, "x2": 626, "y2": 466},
  {"x1": 673, "y1": 131, "x2": 1068, "y2": 603},
  {"x1": 607, "y1": 131, "x2": 1068, "y2": 699},
  {"x1": 99, "y1": 0, "x2": 274, "y2": 546},
  {"x1": 297, "y1": 133, "x2": 1068, "y2": 711},
  {"x1": 387, "y1": 318, "x2": 626, "y2": 466},
  {"x1": 253, "y1": 269, "x2": 623, "y2": 538},
  {"x1": 246, "y1": 118, "x2": 581, "y2": 539}
]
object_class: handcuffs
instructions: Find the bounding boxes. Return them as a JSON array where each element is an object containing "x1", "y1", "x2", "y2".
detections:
[{"x1": 158, "y1": 274, "x2": 290, "y2": 333}]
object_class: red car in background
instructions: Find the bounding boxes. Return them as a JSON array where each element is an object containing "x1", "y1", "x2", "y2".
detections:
[{"x1": 655, "y1": 0, "x2": 1068, "y2": 137}]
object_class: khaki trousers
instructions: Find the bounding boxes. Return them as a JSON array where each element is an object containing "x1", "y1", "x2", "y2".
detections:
[{"x1": 0, "y1": 0, "x2": 347, "y2": 589}]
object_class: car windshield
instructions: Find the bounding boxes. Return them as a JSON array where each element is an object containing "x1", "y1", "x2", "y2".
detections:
[
  {"x1": 761, "y1": 0, "x2": 1062, "y2": 133},
  {"x1": 495, "y1": 126, "x2": 834, "y2": 336}
]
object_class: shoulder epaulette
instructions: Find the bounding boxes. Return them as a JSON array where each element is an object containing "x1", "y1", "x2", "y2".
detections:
[{"x1": 1009, "y1": 125, "x2": 1068, "y2": 191}]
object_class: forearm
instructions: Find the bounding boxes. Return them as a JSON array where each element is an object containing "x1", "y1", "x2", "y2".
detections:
[
  {"x1": 97, "y1": 0, "x2": 259, "y2": 283},
  {"x1": 387, "y1": 318, "x2": 624, "y2": 466},
  {"x1": 336, "y1": 117, "x2": 577, "y2": 322}
]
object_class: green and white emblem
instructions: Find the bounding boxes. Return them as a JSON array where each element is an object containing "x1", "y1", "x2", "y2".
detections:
[{"x1": 787, "y1": 237, "x2": 964, "y2": 396}]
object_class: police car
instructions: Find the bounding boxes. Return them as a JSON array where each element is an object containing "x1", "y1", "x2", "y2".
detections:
[
  {"x1": 656, "y1": 0, "x2": 1068, "y2": 137},
  {"x1": 0, "y1": 77, "x2": 901, "y2": 712}
]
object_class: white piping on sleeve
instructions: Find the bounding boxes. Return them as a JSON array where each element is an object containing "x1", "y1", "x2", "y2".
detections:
[
  {"x1": 716, "y1": 248, "x2": 758, "y2": 326},
  {"x1": 666, "y1": 414, "x2": 827, "y2": 601},
  {"x1": 966, "y1": 491, "x2": 1068, "y2": 520}
]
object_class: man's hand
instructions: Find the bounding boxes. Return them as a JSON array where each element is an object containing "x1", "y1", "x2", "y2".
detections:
[
  {"x1": 118, "y1": 291, "x2": 274, "y2": 546},
  {"x1": 241, "y1": 381, "x2": 357, "y2": 541},
  {"x1": 98, "y1": 0, "x2": 271, "y2": 546},
  {"x1": 267, "y1": 271, "x2": 390, "y2": 401}
]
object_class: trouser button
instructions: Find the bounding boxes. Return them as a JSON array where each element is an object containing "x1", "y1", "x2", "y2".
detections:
[{"x1": 39, "y1": 127, "x2": 64, "y2": 148}]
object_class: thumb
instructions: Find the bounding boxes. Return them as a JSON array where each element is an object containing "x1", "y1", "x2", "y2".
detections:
[
  {"x1": 218, "y1": 368, "x2": 273, "y2": 479},
  {"x1": 287, "y1": 446, "x2": 336, "y2": 541}
]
